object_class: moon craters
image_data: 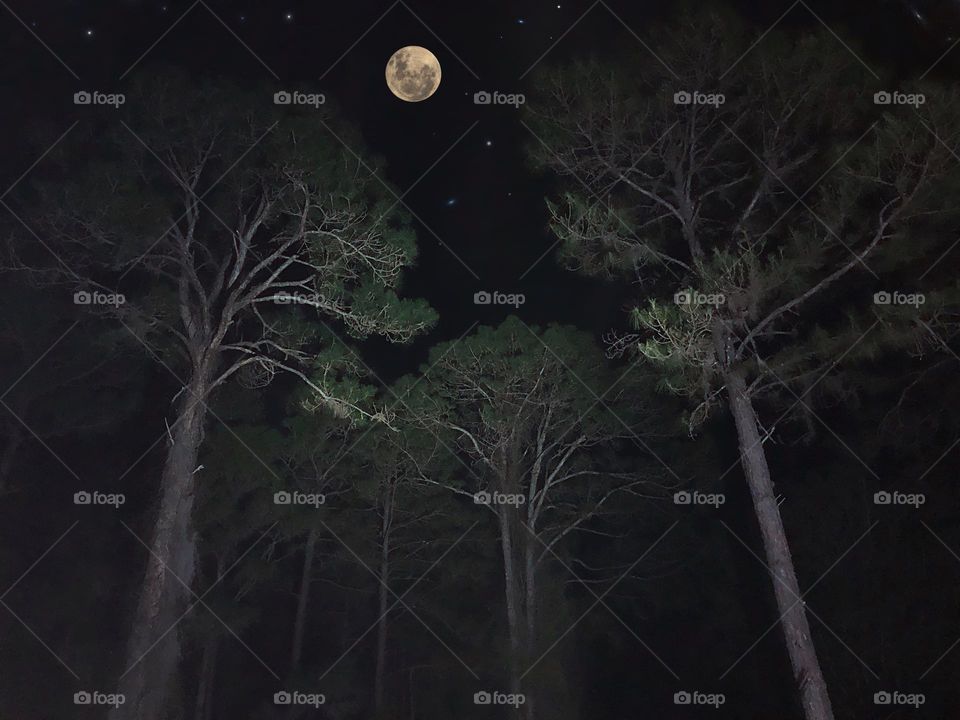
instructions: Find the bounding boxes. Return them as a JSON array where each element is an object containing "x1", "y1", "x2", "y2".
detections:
[{"x1": 386, "y1": 46, "x2": 441, "y2": 102}]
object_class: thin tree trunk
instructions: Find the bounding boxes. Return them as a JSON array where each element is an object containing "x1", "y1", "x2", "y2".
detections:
[
  {"x1": 498, "y1": 504, "x2": 524, "y2": 701},
  {"x1": 193, "y1": 636, "x2": 218, "y2": 720},
  {"x1": 375, "y1": 481, "x2": 394, "y2": 717},
  {"x1": 374, "y1": 552, "x2": 390, "y2": 718},
  {"x1": 522, "y1": 535, "x2": 536, "y2": 720},
  {"x1": 290, "y1": 525, "x2": 318, "y2": 673},
  {"x1": 112, "y1": 368, "x2": 211, "y2": 720},
  {"x1": 524, "y1": 533, "x2": 536, "y2": 653},
  {"x1": 725, "y1": 368, "x2": 835, "y2": 720},
  {"x1": 500, "y1": 437, "x2": 531, "y2": 716}
]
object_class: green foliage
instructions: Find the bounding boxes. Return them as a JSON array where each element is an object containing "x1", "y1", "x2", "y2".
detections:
[
  {"x1": 527, "y1": 11, "x2": 960, "y2": 432},
  {"x1": 15, "y1": 68, "x2": 436, "y2": 424}
]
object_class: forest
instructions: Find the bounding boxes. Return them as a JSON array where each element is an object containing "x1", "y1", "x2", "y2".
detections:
[{"x1": 1, "y1": 2, "x2": 959, "y2": 719}]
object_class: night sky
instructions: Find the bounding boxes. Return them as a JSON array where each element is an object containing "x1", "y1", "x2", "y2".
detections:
[
  {"x1": 4, "y1": 0, "x2": 639, "y2": 377},
  {"x1": 3, "y1": 1, "x2": 960, "y2": 719},
  {"x1": 3, "y1": 0, "x2": 940, "y2": 374}
]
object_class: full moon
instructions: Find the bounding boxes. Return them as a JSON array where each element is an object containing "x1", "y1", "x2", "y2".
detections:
[{"x1": 385, "y1": 46, "x2": 441, "y2": 102}]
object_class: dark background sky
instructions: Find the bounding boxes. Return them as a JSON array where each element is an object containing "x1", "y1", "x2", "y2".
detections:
[
  {"x1": 3, "y1": 0, "x2": 953, "y2": 376},
  {"x1": 2, "y1": 2, "x2": 960, "y2": 719}
]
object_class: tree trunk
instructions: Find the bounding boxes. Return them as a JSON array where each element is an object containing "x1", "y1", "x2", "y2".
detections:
[
  {"x1": 498, "y1": 503, "x2": 524, "y2": 702},
  {"x1": 193, "y1": 636, "x2": 218, "y2": 720},
  {"x1": 522, "y1": 535, "x2": 536, "y2": 720},
  {"x1": 112, "y1": 368, "x2": 211, "y2": 720},
  {"x1": 725, "y1": 368, "x2": 835, "y2": 720},
  {"x1": 499, "y1": 436, "x2": 533, "y2": 718},
  {"x1": 290, "y1": 525, "x2": 318, "y2": 673},
  {"x1": 375, "y1": 482, "x2": 394, "y2": 717}
]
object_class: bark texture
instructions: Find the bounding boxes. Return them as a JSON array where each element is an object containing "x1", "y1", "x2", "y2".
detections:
[
  {"x1": 112, "y1": 373, "x2": 210, "y2": 720},
  {"x1": 726, "y1": 369, "x2": 835, "y2": 720}
]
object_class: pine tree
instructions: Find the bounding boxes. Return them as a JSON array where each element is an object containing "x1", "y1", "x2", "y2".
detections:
[
  {"x1": 8, "y1": 69, "x2": 436, "y2": 720},
  {"x1": 526, "y1": 11, "x2": 960, "y2": 719},
  {"x1": 403, "y1": 317, "x2": 666, "y2": 719}
]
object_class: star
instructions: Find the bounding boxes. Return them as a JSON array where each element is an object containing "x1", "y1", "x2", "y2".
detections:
[
  {"x1": 484, "y1": 139, "x2": 493, "y2": 147},
  {"x1": 444, "y1": 197, "x2": 458, "y2": 208},
  {"x1": 284, "y1": 11, "x2": 294, "y2": 22},
  {"x1": 517, "y1": 18, "x2": 526, "y2": 25},
  {"x1": 84, "y1": 28, "x2": 94, "y2": 37}
]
